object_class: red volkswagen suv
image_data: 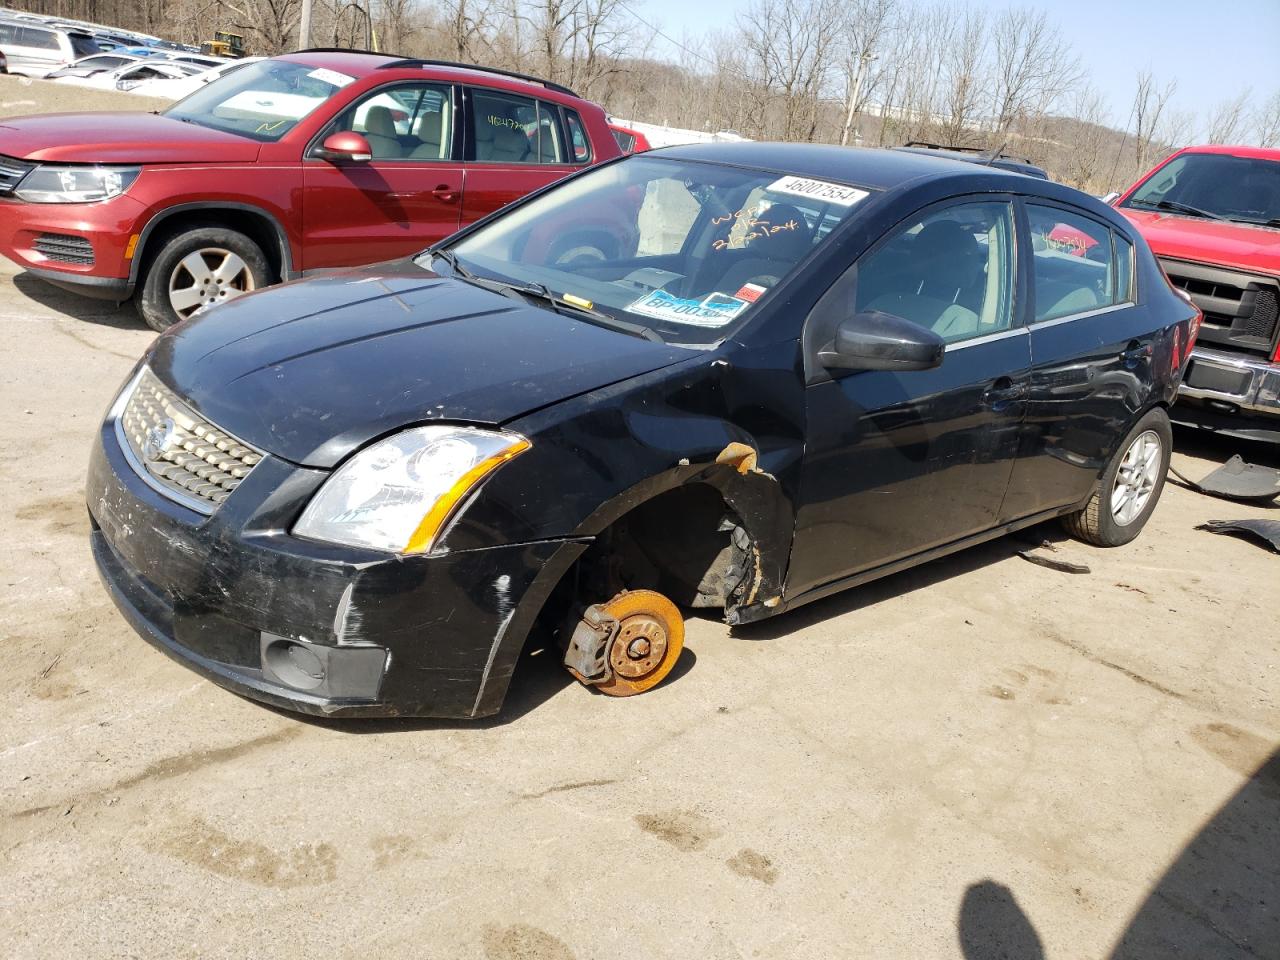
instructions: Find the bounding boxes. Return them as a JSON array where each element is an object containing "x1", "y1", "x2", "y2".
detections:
[{"x1": 0, "y1": 51, "x2": 620, "y2": 329}]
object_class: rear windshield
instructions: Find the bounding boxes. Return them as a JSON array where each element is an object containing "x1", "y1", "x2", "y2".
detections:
[
  {"x1": 165, "y1": 59, "x2": 355, "y2": 142},
  {"x1": 436, "y1": 156, "x2": 871, "y2": 346},
  {"x1": 1123, "y1": 152, "x2": 1280, "y2": 227}
]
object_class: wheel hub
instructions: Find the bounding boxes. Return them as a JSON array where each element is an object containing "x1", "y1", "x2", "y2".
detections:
[{"x1": 611, "y1": 615, "x2": 668, "y2": 679}]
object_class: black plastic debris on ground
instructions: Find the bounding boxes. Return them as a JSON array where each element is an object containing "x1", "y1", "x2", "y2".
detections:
[
  {"x1": 1170, "y1": 455, "x2": 1280, "y2": 504},
  {"x1": 1196, "y1": 519, "x2": 1280, "y2": 553}
]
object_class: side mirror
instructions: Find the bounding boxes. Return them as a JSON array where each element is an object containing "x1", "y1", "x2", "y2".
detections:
[
  {"x1": 819, "y1": 309, "x2": 945, "y2": 372},
  {"x1": 1100, "y1": 191, "x2": 1121, "y2": 205},
  {"x1": 316, "y1": 132, "x2": 372, "y2": 163}
]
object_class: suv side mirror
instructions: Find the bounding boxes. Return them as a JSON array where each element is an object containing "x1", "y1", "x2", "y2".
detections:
[
  {"x1": 317, "y1": 132, "x2": 373, "y2": 163},
  {"x1": 819, "y1": 310, "x2": 945, "y2": 372}
]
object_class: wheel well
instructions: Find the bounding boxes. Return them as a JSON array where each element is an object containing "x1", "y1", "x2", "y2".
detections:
[
  {"x1": 536, "y1": 483, "x2": 756, "y2": 638},
  {"x1": 136, "y1": 209, "x2": 287, "y2": 285}
]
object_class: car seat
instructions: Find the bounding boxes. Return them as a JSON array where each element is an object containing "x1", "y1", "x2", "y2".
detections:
[
  {"x1": 409, "y1": 110, "x2": 445, "y2": 159},
  {"x1": 715, "y1": 203, "x2": 815, "y2": 293},
  {"x1": 911, "y1": 219, "x2": 983, "y2": 308},
  {"x1": 476, "y1": 119, "x2": 531, "y2": 162},
  {"x1": 362, "y1": 105, "x2": 403, "y2": 159}
]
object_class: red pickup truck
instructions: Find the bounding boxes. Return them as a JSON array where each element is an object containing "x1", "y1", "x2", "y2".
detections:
[
  {"x1": 0, "y1": 51, "x2": 620, "y2": 330},
  {"x1": 1112, "y1": 145, "x2": 1280, "y2": 443}
]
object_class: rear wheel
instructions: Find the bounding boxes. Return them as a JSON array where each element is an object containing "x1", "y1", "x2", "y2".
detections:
[
  {"x1": 1062, "y1": 408, "x2": 1171, "y2": 547},
  {"x1": 137, "y1": 226, "x2": 270, "y2": 332}
]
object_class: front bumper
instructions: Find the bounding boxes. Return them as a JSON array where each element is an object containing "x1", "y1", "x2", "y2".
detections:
[
  {"x1": 0, "y1": 193, "x2": 145, "y2": 299},
  {"x1": 87, "y1": 419, "x2": 585, "y2": 719},
  {"x1": 1174, "y1": 346, "x2": 1280, "y2": 443}
]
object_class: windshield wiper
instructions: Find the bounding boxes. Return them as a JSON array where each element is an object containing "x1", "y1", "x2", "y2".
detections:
[
  {"x1": 1226, "y1": 216, "x2": 1280, "y2": 229},
  {"x1": 432, "y1": 253, "x2": 662, "y2": 342},
  {"x1": 1131, "y1": 198, "x2": 1226, "y2": 221}
]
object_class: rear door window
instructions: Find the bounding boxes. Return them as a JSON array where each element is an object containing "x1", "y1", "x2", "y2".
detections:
[
  {"x1": 564, "y1": 109, "x2": 591, "y2": 163},
  {"x1": 1027, "y1": 205, "x2": 1120, "y2": 322},
  {"x1": 20, "y1": 27, "x2": 60, "y2": 50},
  {"x1": 470, "y1": 89, "x2": 564, "y2": 164}
]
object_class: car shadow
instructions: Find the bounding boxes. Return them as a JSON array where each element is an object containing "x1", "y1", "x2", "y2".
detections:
[
  {"x1": 1173, "y1": 423, "x2": 1280, "y2": 469},
  {"x1": 11, "y1": 270, "x2": 143, "y2": 330},
  {"x1": 958, "y1": 746, "x2": 1280, "y2": 959},
  {"x1": 727, "y1": 520, "x2": 1073, "y2": 644}
]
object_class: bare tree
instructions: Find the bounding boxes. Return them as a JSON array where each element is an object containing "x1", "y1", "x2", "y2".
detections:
[
  {"x1": 1256, "y1": 90, "x2": 1280, "y2": 148},
  {"x1": 837, "y1": 0, "x2": 895, "y2": 145},
  {"x1": 1060, "y1": 83, "x2": 1109, "y2": 191},
  {"x1": 934, "y1": 6, "x2": 987, "y2": 148},
  {"x1": 1131, "y1": 70, "x2": 1177, "y2": 177},
  {"x1": 1207, "y1": 89, "x2": 1252, "y2": 145},
  {"x1": 990, "y1": 6, "x2": 1081, "y2": 138}
]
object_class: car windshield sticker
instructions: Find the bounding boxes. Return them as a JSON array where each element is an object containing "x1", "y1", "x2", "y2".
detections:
[
  {"x1": 735, "y1": 282, "x2": 768, "y2": 302},
  {"x1": 767, "y1": 175, "x2": 868, "y2": 207},
  {"x1": 627, "y1": 290, "x2": 749, "y2": 327},
  {"x1": 307, "y1": 67, "x2": 356, "y2": 88}
]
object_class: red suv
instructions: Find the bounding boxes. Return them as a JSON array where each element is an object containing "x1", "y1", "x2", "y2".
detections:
[
  {"x1": 1112, "y1": 145, "x2": 1280, "y2": 443},
  {"x1": 0, "y1": 51, "x2": 620, "y2": 329}
]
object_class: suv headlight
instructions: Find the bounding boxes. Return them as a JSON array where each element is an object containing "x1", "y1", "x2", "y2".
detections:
[
  {"x1": 15, "y1": 165, "x2": 141, "y2": 203},
  {"x1": 294, "y1": 426, "x2": 530, "y2": 554}
]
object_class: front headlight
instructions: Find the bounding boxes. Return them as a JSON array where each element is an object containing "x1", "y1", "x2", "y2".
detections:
[
  {"x1": 15, "y1": 165, "x2": 141, "y2": 203},
  {"x1": 293, "y1": 425, "x2": 531, "y2": 554}
]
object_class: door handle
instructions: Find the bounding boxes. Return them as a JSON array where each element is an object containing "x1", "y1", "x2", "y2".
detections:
[
  {"x1": 984, "y1": 377, "x2": 1028, "y2": 406},
  {"x1": 1121, "y1": 340, "x2": 1152, "y2": 364},
  {"x1": 431, "y1": 184, "x2": 459, "y2": 202}
]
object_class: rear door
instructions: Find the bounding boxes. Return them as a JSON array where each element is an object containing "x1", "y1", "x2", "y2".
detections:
[
  {"x1": 1001, "y1": 202, "x2": 1152, "y2": 519},
  {"x1": 460, "y1": 86, "x2": 583, "y2": 226},
  {"x1": 301, "y1": 81, "x2": 465, "y2": 271},
  {"x1": 788, "y1": 197, "x2": 1031, "y2": 597}
]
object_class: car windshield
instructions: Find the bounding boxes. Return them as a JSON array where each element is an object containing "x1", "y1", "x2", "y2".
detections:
[
  {"x1": 430, "y1": 156, "x2": 870, "y2": 345},
  {"x1": 165, "y1": 59, "x2": 356, "y2": 142},
  {"x1": 1124, "y1": 152, "x2": 1280, "y2": 227}
]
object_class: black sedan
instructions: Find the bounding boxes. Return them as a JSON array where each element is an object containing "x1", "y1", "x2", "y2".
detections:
[{"x1": 87, "y1": 143, "x2": 1199, "y2": 719}]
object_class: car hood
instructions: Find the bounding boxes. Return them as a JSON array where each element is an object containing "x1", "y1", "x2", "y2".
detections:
[
  {"x1": 0, "y1": 112, "x2": 261, "y2": 163},
  {"x1": 1120, "y1": 208, "x2": 1280, "y2": 276},
  {"x1": 150, "y1": 260, "x2": 692, "y2": 468}
]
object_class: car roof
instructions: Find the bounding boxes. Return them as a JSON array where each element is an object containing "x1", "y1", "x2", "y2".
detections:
[
  {"x1": 892, "y1": 145, "x2": 1048, "y2": 179},
  {"x1": 652, "y1": 141, "x2": 1032, "y2": 191},
  {"x1": 1176, "y1": 144, "x2": 1280, "y2": 162},
  {"x1": 277, "y1": 51, "x2": 584, "y2": 104}
]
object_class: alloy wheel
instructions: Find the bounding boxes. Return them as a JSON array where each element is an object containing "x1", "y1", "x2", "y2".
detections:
[
  {"x1": 1111, "y1": 429, "x2": 1162, "y2": 526},
  {"x1": 168, "y1": 247, "x2": 255, "y2": 320}
]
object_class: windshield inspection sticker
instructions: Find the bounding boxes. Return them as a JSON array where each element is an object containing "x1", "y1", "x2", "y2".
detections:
[
  {"x1": 628, "y1": 290, "x2": 748, "y2": 327},
  {"x1": 767, "y1": 175, "x2": 868, "y2": 207},
  {"x1": 307, "y1": 67, "x2": 356, "y2": 88}
]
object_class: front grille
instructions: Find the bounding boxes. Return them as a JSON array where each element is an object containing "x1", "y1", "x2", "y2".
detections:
[
  {"x1": 116, "y1": 367, "x2": 262, "y2": 513},
  {"x1": 0, "y1": 155, "x2": 35, "y2": 195},
  {"x1": 1160, "y1": 258, "x2": 1280, "y2": 357},
  {"x1": 33, "y1": 233, "x2": 94, "y2": 265}
]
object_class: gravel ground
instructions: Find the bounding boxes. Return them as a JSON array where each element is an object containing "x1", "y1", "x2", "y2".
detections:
[{"x1": 0, "y1": 81, "x2": 1277, "y2": 958}]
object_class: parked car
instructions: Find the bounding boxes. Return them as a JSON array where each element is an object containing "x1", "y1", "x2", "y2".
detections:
[
  {"x1": 50, "y1": 58, "x2": 199, "y2": 91},
  {"x1": 609, "y1": 121, "x2": 651, "y2": 154},
  {"x1": 0, "y1": 51, "x2": 622, "y2": 330},
  {"x1": 127, "y1": 58, "x2": 262, "y2": 101},
  {"x1": 87, "y1": 143, "x2": 1197, "y2": 719},
  {"x1": 44, "y1": 51, "x2": 141, "y2": 79},
  {"x1": 1110, "y1": 145, "x2": 1280, "y2": 443},
  {"x1": 0, "y1": 18, "x2": 99, "y2": 76},
  {"x1": 894, "y1": 141, "x2": 1049, "y2": 179}
]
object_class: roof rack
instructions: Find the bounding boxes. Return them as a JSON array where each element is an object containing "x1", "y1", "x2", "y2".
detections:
[
  {"x1": 377, "y1": 58, "x2": 578, "y2": 98},
  {"x1": 903, "y1": 140, "x2": 1035, "y2": 165},
  {"x1": 297, "y1": 47, "x2": 401, "y2": 57}
]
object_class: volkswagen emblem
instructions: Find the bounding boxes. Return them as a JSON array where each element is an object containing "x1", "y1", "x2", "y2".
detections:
[{"x1": 143, "y1": 418, "x2": 177, "y2": 462}]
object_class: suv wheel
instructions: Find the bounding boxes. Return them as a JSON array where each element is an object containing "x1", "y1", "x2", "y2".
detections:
[
  {"x1": 137, "y1": 227, "x2": 271, "y2": 332},
  {"x1": 1061, "y1": 407, "x2": 1172, "y2": 547}
]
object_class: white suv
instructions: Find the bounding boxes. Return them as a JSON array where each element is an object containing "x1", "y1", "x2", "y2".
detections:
[{"x1": 0, "y1": 19, "x2": 99, "y2": 77}]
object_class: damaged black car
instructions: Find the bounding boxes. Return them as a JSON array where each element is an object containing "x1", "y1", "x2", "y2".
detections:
[{"x1": 87, "y1": 143, "x2": 1199, "y2": 719}]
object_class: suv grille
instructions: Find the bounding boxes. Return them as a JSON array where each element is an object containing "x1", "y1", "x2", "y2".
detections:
[
  {"x1": 116, "y1": 368, "x2": 262, "y2": 513},
  {"x1": 0, "y1": 155, "x2": 35, "y2": 195},
  {"x1": 1160, "y1": 258, "x2": 1280, "y2": 357},
  {"x1": 34, "y1": 233, "x2": 94, "y2": 265}
]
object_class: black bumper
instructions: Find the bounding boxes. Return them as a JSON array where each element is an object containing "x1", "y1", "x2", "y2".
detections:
[
  {"x1": 29, "y1": 265, "x2": 134, "y2": 301},
  {"x1": 87, "y1": 423, "x2": 585, "y2": 719}
]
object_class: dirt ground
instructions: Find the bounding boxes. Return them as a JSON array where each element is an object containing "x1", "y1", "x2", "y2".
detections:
[{"x1": 0, "y1": 83, "x2": 1278, "y2": 959}]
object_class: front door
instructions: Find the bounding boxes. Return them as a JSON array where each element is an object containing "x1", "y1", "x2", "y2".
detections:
[
  {"x1": 301, "y1": 81, "x2": 464, "y2": 271},
  {"x1": 788, "y1": 199, "x2": 1030, "y2": 597}
]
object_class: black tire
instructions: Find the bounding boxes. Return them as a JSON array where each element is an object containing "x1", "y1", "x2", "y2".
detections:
[
  {"x1": 1061, "y1": 407, "x2": 1172, "y2": 547},
  {"x1": 136, "y1": 226, "x2": 271, "y2": 333}
]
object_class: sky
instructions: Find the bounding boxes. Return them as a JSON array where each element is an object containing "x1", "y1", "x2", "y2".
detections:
[{"x1": 627, "y1": 0, "x2": 1280, "y2": 133}]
